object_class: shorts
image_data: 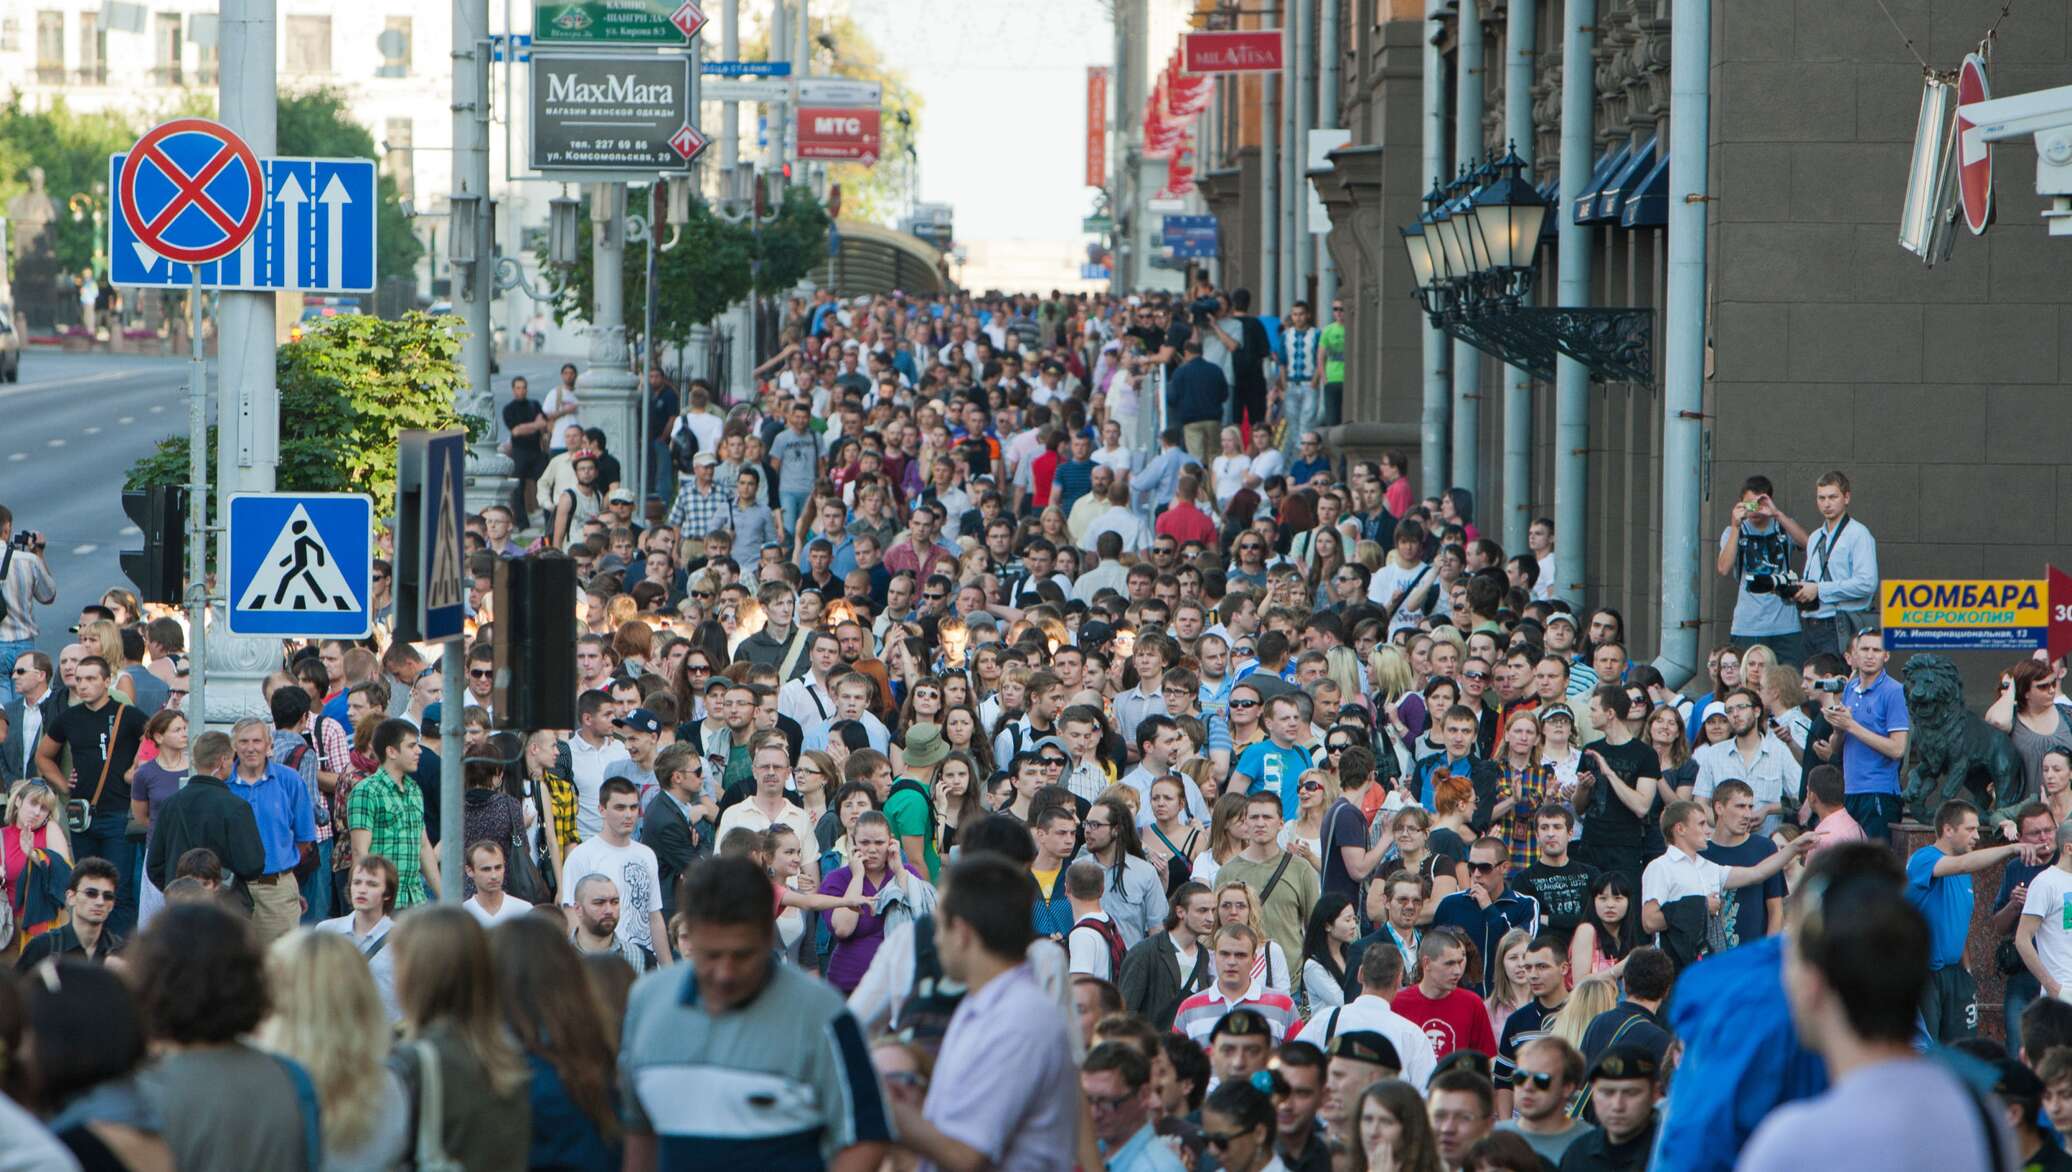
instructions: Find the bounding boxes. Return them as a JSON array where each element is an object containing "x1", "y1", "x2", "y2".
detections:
[{"x1": 1920, "y1": 964, "x2": 1978, "y2": 1043}]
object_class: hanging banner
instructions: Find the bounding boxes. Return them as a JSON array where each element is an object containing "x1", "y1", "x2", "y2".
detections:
[
  {"x1": 1182, "y1": 29, "x2": 1283, "y2": 74},
  {"x1": 1086, "y1": 66, "x2": 1109, "y2": 190}
]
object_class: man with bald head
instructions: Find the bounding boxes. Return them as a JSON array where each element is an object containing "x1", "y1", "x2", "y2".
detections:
[{"x1": 1068, "y1": 463, "x2": 1116, "y2": 544}]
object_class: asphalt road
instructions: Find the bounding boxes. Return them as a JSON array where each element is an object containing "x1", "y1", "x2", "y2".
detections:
[{"x1": 0, "y1": 348, "x2": 581, "y2": 657}]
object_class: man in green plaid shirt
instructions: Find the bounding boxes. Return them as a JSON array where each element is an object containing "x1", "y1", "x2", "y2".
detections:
[{"x1": 347, "y1": 718, "x2": 442, "y2": 908}]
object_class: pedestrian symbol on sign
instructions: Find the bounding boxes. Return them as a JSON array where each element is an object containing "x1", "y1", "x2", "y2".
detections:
[
  {"x1": 425, "y1": 476, "x2": 464, "y2": 614},
  {"x1": 241, "y1": 505, "x2": 362, "y2": 613}
]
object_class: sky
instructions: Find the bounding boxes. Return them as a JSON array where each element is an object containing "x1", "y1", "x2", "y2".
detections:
[{"x1": 844, "y1": 0, "x2": 1116, "y2": 242}]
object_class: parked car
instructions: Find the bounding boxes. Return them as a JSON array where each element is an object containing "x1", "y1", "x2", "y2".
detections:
[{"x1": 0, "y1": 309, "x2": 20, "y2": 382}]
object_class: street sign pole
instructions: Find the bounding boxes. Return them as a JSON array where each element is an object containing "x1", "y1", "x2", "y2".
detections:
[{"x1": 186, "y1": 267, "x2": 207, "y2": 722}]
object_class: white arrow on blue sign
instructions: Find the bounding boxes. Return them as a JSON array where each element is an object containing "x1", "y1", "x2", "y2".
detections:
[{"x1": 109, "y1": 155, "x2": 378, "y2": 292}]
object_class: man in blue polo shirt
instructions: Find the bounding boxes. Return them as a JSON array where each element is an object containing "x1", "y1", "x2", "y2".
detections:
[
  {"x1": 619, "y1": 855, "x2": 890, "y2": 1172},
  {"x1": 1233, "y1": 694, "x2": 1316, "y2": 819},
  {"x1": 1829, "y1": 627, "x2": 1909, "y2": 842},
  {"x1": 1905, "y1": 798, "x2": 2047, "y2": 1044},
  {"x1": 224, "y1": 716, "x2": 317, "y2": 947}
]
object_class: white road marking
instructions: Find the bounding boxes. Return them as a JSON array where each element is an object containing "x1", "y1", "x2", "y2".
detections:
[
  {"x1": 6, "y1": 454, "x2": 22, "y2": 462},
  {"x1": 45, "y1": 438, "x2": 64, "y2": 448},
  {"x1": 150, "y1": 405, "x2": 165, "y2": 413},
  {"x1": 120, "y1": 526, "x2": 142, "y2": 537},
  {"x1": 71, "y1": 544, "x2": 97, "y2": 556},
  {"x1": 82, "y1": 426, "x2": 101, "y2": 435},
  {"x1": 117, "y1": 416, "x2": 134, "y2": 424}
]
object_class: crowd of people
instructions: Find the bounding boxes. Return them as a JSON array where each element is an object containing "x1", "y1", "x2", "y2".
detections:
[{"x1": 0, "y1": 284, "x2": 2055, "y2": 1170}]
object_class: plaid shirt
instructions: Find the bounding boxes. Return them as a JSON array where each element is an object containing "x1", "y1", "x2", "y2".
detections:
[
  {"x1": 347, "y1": 768, "x2": 428, "y2": 908},
  {"x1": 668, "y1": 476, "x2": 731, "y2": 539},
  {"x1": 1497, "y1": 761, "x2": 1558, "y2": 868},
  {"x1": 540, "y1": 768, "x2": 579, "y2": 853}
]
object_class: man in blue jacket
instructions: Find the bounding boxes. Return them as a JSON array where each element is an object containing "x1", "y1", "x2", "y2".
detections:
[{"x1": 1165, "y1": 340, "x2": 1228, "y2": 469}]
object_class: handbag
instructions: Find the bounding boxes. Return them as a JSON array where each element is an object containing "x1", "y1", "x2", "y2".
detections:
[
  {"x1": 503, "y1": 797, "x2": 550, "y2": 905},
  {"x1": 409, "y1": 1040, "x2": 463, "y2": 1172},
  {"x1": 63, "y1": 719, "x2": 122, "y2": 837}
]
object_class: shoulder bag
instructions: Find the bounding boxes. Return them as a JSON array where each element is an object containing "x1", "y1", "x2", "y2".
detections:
[
  {"x1": 409, "y1": 1040, "x2": 464, "y2": 1172},
  {"x1": 502, "y1": 795, "x2": 550, "y2": 904},
  {"x1": 63, "y1": 714, "x2": 122, "y2": 836}
]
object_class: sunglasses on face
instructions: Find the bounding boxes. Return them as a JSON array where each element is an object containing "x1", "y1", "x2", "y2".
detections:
[
  {"x1": 1469, "y1": 861, "x2": 1499, "y2": 874},
  {"x1": 1202, "y1": 1130, "x2": 1248, "y2": 1150},
  {"x1": 1327, "y1": 741, "x2": 1353, "y2": 752},
  {"x1": 1518, "y1": 1070, "x2": 1557, "y2": 1091},
  {"x1": 1039, "y1": 756, "x2": 1068, "y2": 767},
  {"x1": 77, "y1": 887, "x2": 115, "y2": 902},
  {"x1": 1465, "y1": 670, "x2": 1490, "y2": 681},
  {"x1": 1298, "y1": 781, "x2": 1324, "y2": 793},
  {"x1": 1230, "y1": 698, "x2": 1259, "y2": 710}
]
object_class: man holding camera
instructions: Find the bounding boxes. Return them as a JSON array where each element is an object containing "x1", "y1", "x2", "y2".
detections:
[
  {"x1": 1715, "y1": 475, "x2": 1807, "y2": 667},
  {"x1": 0, "y1": 506, "x2": 54, "y2": 709}
]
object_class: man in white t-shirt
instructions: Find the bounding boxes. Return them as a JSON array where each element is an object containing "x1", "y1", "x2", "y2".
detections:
[
  {"x1": 1064, "y1": 861, "x2": 1119, "y2": 982},
  {"x1": 565, "y1": 690, "x2": 630, "y2": 840},
  {"x1": 317, "y1": 856, "x2": 400, "y2": 1023},
  {"x1": 560, "y1": 777, "x2": 670, "y2": 964},
  {"x1": 542, "y1": 363, "x2": 583, "y2": 450},
  {"x1": 2018, "y1": 819, "x2": 2072, "y2": 998},
  {"x1": 1641, "y1": 800, "x2": 1814, "y2": 938},
  {"x1": 462, "y1": 840, "x2": 533, "y2": 926}
]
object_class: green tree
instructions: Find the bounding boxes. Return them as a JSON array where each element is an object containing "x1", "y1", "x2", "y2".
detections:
[
  {"x1": 538, "y1": 186, "x2": 826, "y2": 352},
  {"x1": 0, "y1": 97, "x2": 143, "y2": 276},
  {"x1": 127, "y1": 312, "x2": 477, "y2": 514},
  {"x1": 276, "y1": 89, "x2": 424, "y2": 284}
]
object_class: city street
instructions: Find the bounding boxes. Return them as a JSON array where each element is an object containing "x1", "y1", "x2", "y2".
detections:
[{"x1": 0, "y1": 346, "x2": 572, "y2": 655}]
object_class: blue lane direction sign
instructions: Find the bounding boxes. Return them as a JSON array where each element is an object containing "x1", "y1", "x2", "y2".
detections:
[
  {"x1": 703, "y1": 60, "x2": 791, "y2": 77},
  {"x1": 110, "y1": 155, "x2": 378, "y2": 292},
  {"x1": 226, "y1": 494, "x2": 375, "y2": 638}
]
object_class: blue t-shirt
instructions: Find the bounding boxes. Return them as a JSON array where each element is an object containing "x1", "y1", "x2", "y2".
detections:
[
  {"x1": 1702, "y1": 836, "x2": 1785, "y2": 948},
  {"x1": 1236, "y1": 741, "x2": 1314, "y2": 819},
  {"x1": 1906, "y1": 845, "x2": 1972, "y2": 971},
  {"x1": 1841, "y1": 672, "x2": 1910, "y2": 797}
]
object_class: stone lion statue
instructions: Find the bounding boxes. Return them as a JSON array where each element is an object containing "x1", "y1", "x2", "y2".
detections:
[{"x1": 1901, "y1": 654, "x2": 2020, "y2": 823}]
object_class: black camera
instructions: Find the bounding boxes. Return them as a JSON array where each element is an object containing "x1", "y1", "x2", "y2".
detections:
[
  {"x1": 1744, "y1": 566, "x2": 1800, "y2": 596},
  {"x1": 7, "y1": 531, "x2": 41, "y2": 552},
  {"x1": 1812, "y1": 678, "x2": 1846, "y2": 695},
  {"x1": 1188, "y1": 296, "x2": 1220, "y2": 324}
]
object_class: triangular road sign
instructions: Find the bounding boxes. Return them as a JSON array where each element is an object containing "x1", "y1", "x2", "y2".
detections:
[
  {"x1": 427, "y1": 475, "x2": 464, "y2": 613},
  {"x1": 240, "y1": 504, "x2": 363, "y2": 613}
]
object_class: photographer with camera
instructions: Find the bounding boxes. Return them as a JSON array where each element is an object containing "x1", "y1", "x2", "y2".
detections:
[
  {"x1": 0, "y1": 506, "x2": 54, "y2": 709},
  {"x1": 1715, "y1": 475, "x2": 1808, "y2": 667}
]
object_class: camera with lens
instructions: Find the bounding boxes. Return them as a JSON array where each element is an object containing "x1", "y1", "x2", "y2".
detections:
[
  {"x1": 1744, "y1": 566, "x2": 1799, "y2": 596},
  {"x1": 7, "y1": 531, "x2": 40, "y2": 552},
  {"x1": 1188, "y1": 296, "x2": 1220, "y2": 324},
  {"x1": 1812, "y1": 678, "x2": 1846, "y2": 695}
]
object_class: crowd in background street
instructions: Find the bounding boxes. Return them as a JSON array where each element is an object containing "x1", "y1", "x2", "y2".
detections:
[{"x1": 0, "y1": 283, "x2": 2056, "y2": 1171}]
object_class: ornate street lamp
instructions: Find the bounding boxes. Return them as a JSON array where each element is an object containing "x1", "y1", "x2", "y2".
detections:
[{"x1": 1466, "y1": 144, "x2": 1549, "y2": 303}]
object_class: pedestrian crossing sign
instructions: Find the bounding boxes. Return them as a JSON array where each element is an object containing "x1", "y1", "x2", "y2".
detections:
[{"x1": 225, "y1": 493, "x2": 375, "y2": 638}]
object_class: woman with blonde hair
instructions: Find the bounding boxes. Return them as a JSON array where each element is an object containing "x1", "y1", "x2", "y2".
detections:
[
  {"x1": 1280, "y1": 768, "x2": 1338, "y2": 874},
  {"x1": 1363, "y1": 645, "x2": 1420, "y2": 741},
  {"x1": 78, "y1": 619, "x2": 134, "y2": 703},
  {"x1": 1190, "y1": 791, "x2": 1249, "y2": 887},
  {"x1": 1545, "y1": 975, "x2": 1621, "y2": 1052},
  {"x1": 259, "y1": 929, "x2": 410, "y2": 1170},
  {"x1": 1483, "y1": 928, "x2": 1535, "y2": 1036},
  {"x1": 605, "y1": 594, "x2": 640, "y2": 632},
  {"x1": 1214, "y1": 880, "x2": 1292, "y2": 995},
  {"x1": 4, "y1": 778, "x2": 70, "y2": 914},
  {"x1": 1324, "y1": 646, "x2": 1370, "y2": 722},
  {"x1": 1038, "y1": 505, "x2": 1072, "y2": 548},
  {"x1": 389, "y1": 905, "x2": 532, "y2": 1168}
]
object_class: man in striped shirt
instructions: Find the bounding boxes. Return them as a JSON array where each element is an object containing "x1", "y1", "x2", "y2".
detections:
[{"x1": 1171, "y1": 924, "x2": 1298, "y2": 1050}]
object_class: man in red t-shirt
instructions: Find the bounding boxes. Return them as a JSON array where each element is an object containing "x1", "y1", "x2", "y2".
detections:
[
  {"x1": 1155, "y1": 471, "x2": 1219, "y2": 548},
  {"x1": 1391, "y1": 927, "x2": 1497, "y2": 1061}
]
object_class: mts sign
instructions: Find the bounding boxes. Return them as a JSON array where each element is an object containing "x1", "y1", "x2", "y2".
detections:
[{"x1": 797, "y1": 105, "x2": 882, "y2": 164}]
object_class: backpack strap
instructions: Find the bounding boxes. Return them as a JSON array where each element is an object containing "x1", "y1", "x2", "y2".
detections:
[
  {"x1": 1326, "y1": 1006, "x2": 1343, "y2": 1042},
  {"x1": 269, "y1": 1053, "x2": 323, "y2": 1172}
]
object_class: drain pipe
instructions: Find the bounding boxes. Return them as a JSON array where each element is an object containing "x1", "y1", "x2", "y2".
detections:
[
  {"x1": 1420, "y1": 0, "x2": 1452, "y2": 496},
  {"x1": 1499, "y1": 0, "x2": 1535, "y2": 554},
  {"x1": 1653, "y1": 0, "x2": 1708, "y2": 688},
  {"x1": 1451, "y1": 1, "x2": 1485, "y2": 500},
  {"x1": 1553, "y1": 0, "x2": 1593, "y2": 606}
]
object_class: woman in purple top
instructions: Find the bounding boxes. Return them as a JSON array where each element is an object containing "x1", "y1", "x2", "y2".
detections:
[
  {"x1": 817, "y1": 810, "x2": 929, "y2": 993},
  {"x1": 129, "y1": 709, "x2": 190, "y2": 924}
]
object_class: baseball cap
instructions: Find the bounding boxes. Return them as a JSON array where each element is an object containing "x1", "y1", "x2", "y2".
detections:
[
  {"x1": 607, "y1": 488, "x2": 635, "y2": 504},
  {"x1": 1544, "y1": 611, "x2": 1578, "y2": 630},
  {"x1": 1701, "y1": 700, "x2": 1728, "y2": 722},
  {"x1": 613, "y1": 707, "x2": 663, "y2": 735},
  {"x1": 693, "y1": 451, "x2": 718, "y2": 467}
]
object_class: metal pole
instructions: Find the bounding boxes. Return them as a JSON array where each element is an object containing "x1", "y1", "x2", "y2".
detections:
[
  {"x1": 1260, "y1": 39, "x2": 1279, "y2": 312},
  {"x1": 455, "y1": 0, "x2": 500, "y2": 512},
  {"x1": 643, "y1": 182, "x2": 659, "y2": 501},
  {"x1": 795, "y1": 0, "x2": 811, "y2": 189},
  {"x1": 1111, "y1": 1, "x2": 1128, "y2": 296},
  {"x1": 1284, "y1": 0, "x2": 1317, "y2": 306},
  {"x1": 1316, "y1": 0, "x2": 1340, "y2": 320},
  {"x1": 1450, "y1": 1, "x2": 1484, "y2": 501},
  {"x1": 1654, "y1": 0, "x2": 1709, "y2": 686},
  {"x1": 1554, "y1": 0, "x2": 1595, "y2": 605},
  {"x1": 1500, "y1": 0, "x2": 1535, "y2": 555},
  {"x1": 721, "y1": 0, "x2": 739, "y2": 194},
  {"x1": 438, "y1": 645, "x2": 463, "y2": 902},
  {"x1": 1283, "y1": 3, "x2": 1304, "y2": 307},
  {"x1": 186, "y1": 274, "x2": 206, "y2": 722},
  {"x1": 1421, "y1": 0, "x2": 1451, "y2": 496}
]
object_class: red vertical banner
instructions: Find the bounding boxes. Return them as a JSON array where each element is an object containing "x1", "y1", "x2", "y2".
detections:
[{"x1": 1086, "y1": 66, "x2": 1109, "y2": 189}]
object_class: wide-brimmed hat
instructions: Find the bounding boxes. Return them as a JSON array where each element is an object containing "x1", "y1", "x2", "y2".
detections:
[{"x1": 903, "y1": 722, "x2": 950, "y2": 769}]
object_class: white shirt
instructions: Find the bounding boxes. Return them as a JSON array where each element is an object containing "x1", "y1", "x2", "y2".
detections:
[
  {"x1": 560, "y1": 836, "x2": 665, "y2": 955},
  {"x1": 565, "y1": 732, "x2": 630, "y2": 840},
  {"x1": 2023, "y1": 865, "x2": 2072, "y2": 987},
  {"x1": 1291, "y1": 992, "x2": 1440, "y2": 1090},
  {"x1": 463, "y1": 893, "x2": 534, "y2": 925},
  {"x1": 1691, "y1": 732, "x2": 1800, "y2": 834},
  {"x1": 1082, "y1": 506, "x2": 1153, "y2": 554},
  {"x1": 1067, "y1": 909, "x2": 1117, "y2": 980},
  {"x1": 317, "y1": 914, "x2": 399, "y2": 1022},
  {"x1": 541, "y1": 385, "x2": 581, "y2": 448},
  {"x1": 1212, "y1": 454, "x2": 1253, "y2": 508},
  {"x1": 1642, "y1": 843, "x2": 1729, "y2": 909},
  {"x1": 778, "y1": 674, "x2": 837, "y2": 728}
]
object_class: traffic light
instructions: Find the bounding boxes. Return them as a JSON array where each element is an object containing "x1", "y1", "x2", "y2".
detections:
[
  {"x1": 119, "y1": 485, "x2": 188, "y2": 605},
  {"x1": 493, "y1": 555, "x2": 577, "y2": 731}
]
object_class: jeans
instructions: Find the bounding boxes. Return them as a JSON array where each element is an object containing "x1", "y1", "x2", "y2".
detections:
[
  {"x1": 2006, "y1": 970, "x2": 2041, "y2": 1058},
  {"x1": 73, "y1": 820, "x2": 139, "y2": 939},
  {"x1": 0, "y1": 638, "x2": 33, "y2": 707},
  {"x1": 1322, "y1": 381, "x2": 1343, "y2": 427},
  {"x1": 298, "y1": 838, "x2": 334, "y2": 925},
  {"x1": 1732, "y1": 630, "x2": 1807, "y2": 668},
  {"x1": 779, "y1": 489, "x2": 812, "y2": 538},
  {"x1": 648, "y1": 439, "x2": 674, "y2": 500},
  {"x1": 1282, "y1": 382, "x2": 1318, "y2": 460},
  {"x1": 1845, "y1": 792, "x2": 1904, "y2": 844}
]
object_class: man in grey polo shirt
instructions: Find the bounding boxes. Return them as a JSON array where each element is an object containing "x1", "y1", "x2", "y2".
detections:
[{"x1": 619, "y1": 856, "x2": 890, "y2": 1172}]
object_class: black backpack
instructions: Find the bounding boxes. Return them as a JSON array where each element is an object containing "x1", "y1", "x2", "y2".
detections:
[
  {"x1": 669, "y1": 422, "x2": 701, "y2": 475},
  {"x1": 891, "y1": 913, "x2": 965, "y2": 1055}
]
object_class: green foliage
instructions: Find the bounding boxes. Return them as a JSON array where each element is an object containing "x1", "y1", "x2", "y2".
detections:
[
  {"x1": 126, "y1": 312, "x2": 477, "y2": 513},
  {"x1": 276, "y1": 89, "x2": 424, "y2": 284},
  {"x1": 0, "y1": 97, "x2": 143, "y2": 277},
  {"x1": 538, "y1": 187, "x2": 827, "y2": 351},
  {"x1": 741, "y1": 13, "x2": 921, "y2": 227}
]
